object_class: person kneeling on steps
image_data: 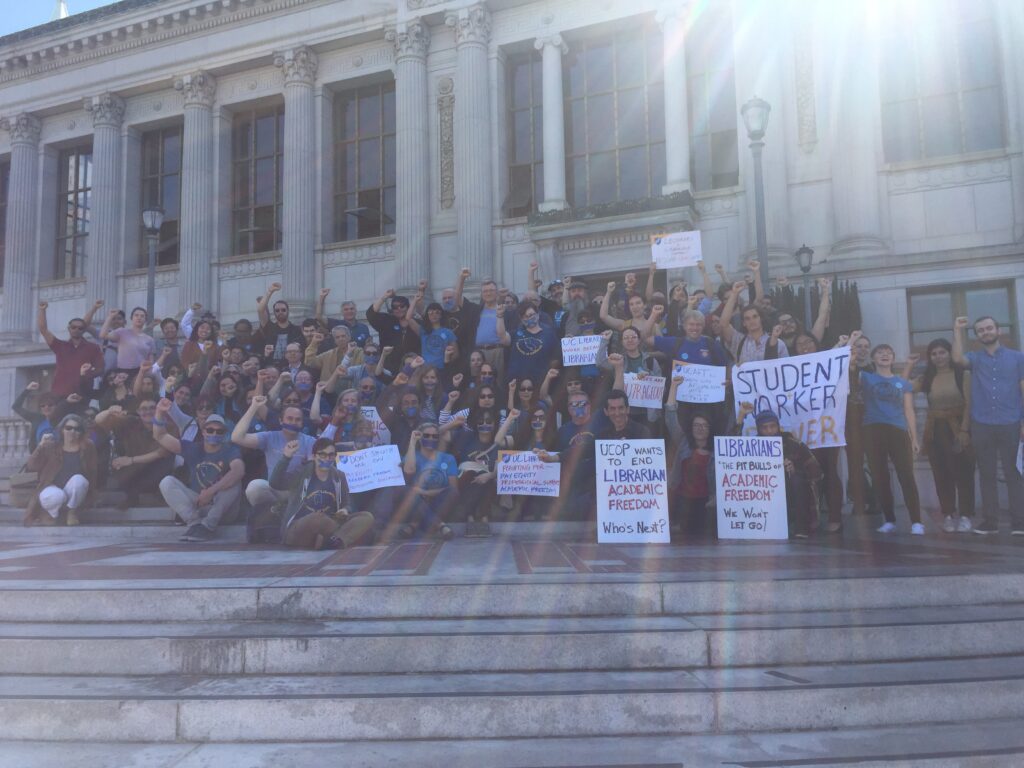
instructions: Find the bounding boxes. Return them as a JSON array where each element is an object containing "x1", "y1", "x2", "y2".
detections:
[{"x1": 270, "y1": 437, "x2": 375, "y2": 550}]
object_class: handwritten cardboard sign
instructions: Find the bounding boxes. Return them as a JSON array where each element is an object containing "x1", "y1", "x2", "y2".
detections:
[
  {"x1": 672, "y1": 361, "x2": 727, "y2": 403},
  {"x1": 561, "y1": 335, "x2": 602, "y2": 366},
  {"x1": 496, "y1": 450, "x2": 561, "y2": 497},
  {"x1": 714, "y1": 436, "x2": 788, "y2": 540},
  {"x1": 651, "y1": 230, "x2": 702, "y2": 269},
  {"x1": 624, "y1": 373, "x2": 666, "y2": 409},
  {"x1": 336, "y1": 444, "x2": 405, "y2": 493},
  {"x1": 596, "y1": 439, "x2": 670, "y2": 544}
]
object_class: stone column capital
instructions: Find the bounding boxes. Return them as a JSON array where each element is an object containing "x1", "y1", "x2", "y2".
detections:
[
  {"x1": 534, "y1": 34, "x2": 567, "y2": 55},
  {"x1": 445, "y1": 4, "x2": 491, "y2": 47},
  {"x1": 174, "y1": 70, "x2": 218, "y2": 108},
  {"x1": 655, "y1": 4, "x2": 688, "y2": 27},
  {"x1": 84, "y1": 93, "x2": 125, "y2": 128},
  {"x1": 386, "y1": 19, "x2": 431, "y2": 61},
  {"x1": 0, "y1": 113, "x2": 41, "y2": 145},
  {"x1": 274, "y1": 45, "x2": 319, "y2": 87}
]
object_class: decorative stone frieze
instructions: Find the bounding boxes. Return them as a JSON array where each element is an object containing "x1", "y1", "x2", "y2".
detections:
[{"x1": 174, "y1": 70, "x2": 217, "y2": 107}]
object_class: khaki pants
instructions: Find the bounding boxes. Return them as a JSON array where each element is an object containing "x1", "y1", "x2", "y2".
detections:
[{"x1": 284, "y1": 510, "x2": 375, "y2": 549}]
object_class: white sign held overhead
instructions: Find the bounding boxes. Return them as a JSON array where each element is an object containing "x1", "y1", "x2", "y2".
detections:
[{"x1": 651, "y1": 230, "x2": 702, "y2": 269}]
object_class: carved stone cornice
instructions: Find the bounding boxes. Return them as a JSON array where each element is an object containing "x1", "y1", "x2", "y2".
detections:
[
  {"x1": 445, "y1": 5, "x2": 491, "y2": 47},
  {"x1": 534, "y1": 34, "x2": 567, "y2": 55},
  {"x1": 274, "y1": 45, "x2": 318, "y2": 87},
  {"x1": 174, "y1": 70, "x2": 217, "y2": 108},
  {"x1": 386, "y1": 19, "x2": 430, "y2": 61},
  {"x1": 0, "y1": 113, "x2": 41, "y2": 145},
  {"x1": 84, "y1": 92, "x2": 125, "y2": 128}
]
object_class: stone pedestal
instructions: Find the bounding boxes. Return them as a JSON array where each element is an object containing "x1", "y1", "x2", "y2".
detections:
[{"x1": 0, "y1": 114, "x2": 41, "y2": 341}]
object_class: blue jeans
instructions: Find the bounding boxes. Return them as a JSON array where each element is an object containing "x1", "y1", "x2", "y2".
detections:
[{"x1": 972, "y1": 420, "x2": 1023, "y2": 528}]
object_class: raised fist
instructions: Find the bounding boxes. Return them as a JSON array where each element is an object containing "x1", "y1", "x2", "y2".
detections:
[
  {"x1": 268, "y1": 282, "x2": 282, "y2": 293},
  {"x1": 282, "y1": 439, "x2": 299, "y2": 458},
  {"x1": 954, "y1": 316, "x2": 969, "y2": 330},
  {"x1": 38, "y1": 301, "x2": 48, "y2": 310}
]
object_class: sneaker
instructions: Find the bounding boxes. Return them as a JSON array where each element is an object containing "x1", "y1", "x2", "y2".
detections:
[
  {"x1": 911, "y1": 523, "x2": 925, "y2": 535},
  {"x1": 942, "y1": 516, "x2": 956, "y2": 533},
  {"x1": 793, "y1": 532, "x2": 809, "y2": 539},
  {"x1": 876, "y1": 522, "x2": 896, "y2": 533},
  {"x1": 973, "y1": 521, "x2": 999, "y2": 535},
  {"x1": 180, "y1": 523, "x2": 211, "y2": 542},
  {"x1": 957, "y1": 517, "x2": 974, "y2": 533}
]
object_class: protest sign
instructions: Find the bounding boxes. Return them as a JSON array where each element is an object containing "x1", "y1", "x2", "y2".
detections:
[
  {"x1": 595, "y1": 439, "x2": 670, "y2": 543},
  {"x1": 650, "y1": 230, "x2": 702, "y2": 269},
  {"x1": 336, "y1": 444, "x2": 405, "y2": 493},
  {"x1": 672, "y1": 361, "x2": 727, "y2": 403},
  {"x1": 561, "y1": 335, "x2": 602, "y2": 366},
  {"x1": 714, "y1": 436, "x2": 788, "y2": 540},
  {"x1": 624, "y1": 373, "x2": 666, "y2": 409},
  {"x1": 732, "y1": 347, "x2": 850, "y2": 448},
  {"x1": 360, "y1": 406, "x2": 392, "y2": 446},
  {"x1": 496, "y1": 451, "x2": 561, "y2": 497}
]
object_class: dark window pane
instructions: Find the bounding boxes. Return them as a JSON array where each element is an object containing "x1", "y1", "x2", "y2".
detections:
[
  {"x1": 357, "y1": 188, "x2": 382, "y2": 238},
  {"x1": 382, "y1": 186, "x2": 396, "y2": 236},
  {"x1": 79, "y1": 154, "x2": 92, "y2": 189},
  {"x1": 234, "y1": 164, "x2": 250, "y2": 207},
  {"x1": 163, "y1": 131, "x2": 181, "y2": 173},
  {"x1": 513, "y1": 110, "x2": 532, "y2": 164},
  {"x1": 963, "y1": 87, "x2": 1004, "y2": 152},
  {"x1": 710, "y1": 129, "x2": 739, "y2": 188},
  {"x1": 568, "y1": 155, "x2": 587, "y2": 207},
  {"x1": 358, "y1": 89, "x2": 381, "y2": 136},
  {"x1": 965, "y1": 287, "x2": 1010, "y2": 325},
  {"x1": 255, "y1": 114, "x2": 276, "y2": 156},
  {"x1": 338, "y1": 95, "x2": 357, "y2": 140},
  {"x1": 143, "y1": 178, "x2": 160, "y2": 209},
  {"x1": 587, "y1": 93, "x2": 615, "y2": 151},
  {"x1": 336, "y1": 142, "x2": 356, "y2": 193},
  {"x1": 691, "y1": 132, "x2": 711, "y2": 190},
  {"x1": 162, "y1": 176, "x2": 180, "y2": 219},
  {"x1": 511, "y1": 58, "x2": 531, "y2": 109},
  {"x1": 567, "y1": 99, "x2": 586, "y2": 155},
  {"x1": 534, "y1": 160, "x2": 544, "y2": 206},
  {"x1": 253, "y1": 206, "x2": 275, "y2": 252},
  {"x1": 649, "y1": 142, "x2": 666, "y2": 192},
  {"x1": 910, "y1": 292, "x2": 953, "y2": 331},
  {"x1": 143, "y1": 136, "x2": 160, "y2": 176},
  {"x1": 588, "y1": 151, "x2": 616, "y2": 204},
  {"x1": 922, "y1": 94, "x2": 960, "y2": 157},
  {"x1": 358, "y1": 138, "x2": 381, "y2": 189},
  {"x1": 881, "y1": 101, "x2": 921, "y2": 162},
  {"x1": 533, "y1": 108, "x2": 544, "y2": 162},
  {"x1": 566, "y1": 49, "x2": 585, "y2": 99},
  {"x1": 617, "y1": 87, "x2": 646, "y2": 146},
  {"x1": 532, "y1": 57, "x2": 543, "y2": 104},
  {"x1": 382, "y1": 84, "x2": 396, "y2": 132},
  {"x1": 234, "y1": 120, "x2": 251, "y2": 159},
  {"x1": 77, "y1": 192, "x2": 91, "y2": 231},
  {"x1": 616, "y1": 31, "x2": 645, "y2": 88},
  {"x1": 383, "y1": 135, "x2": 396, "y2": 186},
  {"x1": 255, "y1": 158, "x2": 275, "y2": 206},
  {"x1": 507, "y1": 164, "x2": 534, "y2": 216},
  {"x1": 618, "y1": 145, "x2": 648, "y2": 200},
  {"x1": 586, "y1": 41, "x2": 614, "y2": 92},
  {"x1": 648, "y1": 85, "x2": 664, "y2": 142}
]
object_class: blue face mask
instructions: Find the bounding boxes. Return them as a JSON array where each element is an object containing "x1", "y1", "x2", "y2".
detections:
[
  {"x1": 570, "y1": 404, "x2": 589, "y2": 418},
  {"x1": 579, "y1": 323, "x2": 595, "y2": 333},
  {"x1": 360, "y1": 391, "x2": 374, "y2": 404},
  {"x1": 295, "y1": 381, "x2": 312, "y2": 392},
  {"x1": 531, "y1": 419, "x2": 545, "y2": 430},
  {"x1": 480, "y1": 375, "x2": 494, "y2": 385},
  {"x1": 280, "y1": 423, "x2": 300, "y2": 434},
  {"x1": 477, "y1": 423, "x2": 494, "y2": 434},
  {"x1": 316, "y1": 458, "x2": 335, "y2": 471},
  {"x1": 524, "y1": 315, "x2": 539, "y2": 328},
  {"x1": 364, "y1": 355, "x2": 380, "y2": 365},
  {"x1": 205, "y1": 433, "x2": 225, "y2": 445},
  {"x1": 404, "y1": 406, "x2": 419, "y2": 418},
  {"x1": 345, "y1": 404, "x2": 359, "y2": 415},
  {"x1": 421, "y1": 437, "x2": 439, "y2": 450}
]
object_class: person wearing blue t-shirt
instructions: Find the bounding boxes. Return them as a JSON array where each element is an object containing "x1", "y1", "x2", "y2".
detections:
[
  {"x1": 859, "y1": 343, "x2": 923, "y2": 535},
  {"x1": 501, "y1": 303, "x2": 559, "y2": 387},
  {"x1": 407, "y1": 287, "x2": 458, "y2": 371},
  {"x1": 398, "y1": 423, "x2": 458, "y2": 539}
]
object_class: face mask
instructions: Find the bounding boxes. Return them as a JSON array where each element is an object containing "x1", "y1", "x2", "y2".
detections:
[
  {"x1": 365, "y1": 355, "x2": 379, "y2": 365},
  {"x1": 524, "y1": 315, "x2": 539, "y2": 328},
  {"x1": 316, "y1": 458, "x2": 335, "y2": 471},
  {"x1": 442, "y1": 298, "x2": 456, "y2": 312},
  {"x1": 424, "y1": 380, "x2": 436, "y2": 390},
  {"x1": 345, "y1": 404, "x2": 358, "y2": 415},
  {"x1": 281, "y1": 423, "x2": 299, "y2": 434},
  {"x1": 570, "y1": 405, "x2": 588, "y2": 418},
  {"x1": 579, "y1": 323, "x2": 595, "y2": 333},
  {"x1": 205, "y1": 434, "x2": 225, "y2": 445},
  {"x1": 404, "y1": 406, "x2": 419, "y2": 418},
  {"x1": 477, "y1": 424, "x2": 494, "y2": 434},
  {"x1": 360, "y1": 391, "x2": 374, "y2": 403},
  {"x1": 531, "y1": 419, "x2": 545, "y2": 430},
  {"x1": 295, "y1": 381, "x2": 312, "y2": 392},
  {"x1": 480, "y1": 375, "x2": 494, "y2": 385},
  {"x1": 421, "y1": 437, "x2": 439, "y2": 450},
  {"x1": 354, "y1": 439, "x2": 373, "y2": 450}
]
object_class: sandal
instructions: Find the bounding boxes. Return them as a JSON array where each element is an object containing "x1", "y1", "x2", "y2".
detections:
[{"x1": 438, "y1": 524, "x2": 454, "y2": 541}]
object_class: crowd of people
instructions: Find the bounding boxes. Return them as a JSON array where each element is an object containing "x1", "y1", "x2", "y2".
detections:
[{"x1": 15, "y1": 257, "x2": 1024, "y2": 547}]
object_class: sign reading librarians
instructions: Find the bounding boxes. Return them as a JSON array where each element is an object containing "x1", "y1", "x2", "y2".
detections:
[
  {"x1": 336, "y1": 445, "x2": 405, "y2": 494},
  {"x1": 561, "y1": 335, "x2": 602, "y2": 366},
  {"x1": 672, "y1": 361, "x2": 727, "y2": 403},
  {"x1": 595, "y1": 439, "x2": 670, "y2": 544},
  {"x1": 496, "y1": 451, "x2": 561, "y2": 497},
  {"x1": 732, "y1": 347, "x2": 850, "y2": 449},
  {"x1": 624, "y1": 373, "x2": 666, "y2": 409},
  {"x1": 714, "y1": 436, "x2": 788, "y2": 540},
  {"x1": 650, "y1": 230, "x2": 702, "y2": 269}
]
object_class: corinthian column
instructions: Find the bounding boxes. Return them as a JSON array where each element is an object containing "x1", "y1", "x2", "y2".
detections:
[
  {"x1": 445, "y1": 4, "x2": 493, "y2": 279},
  {"x1": 83, "y1": 93, "x2": 125, "y2": 307},
  {"x1": 386, "y1": 20, "x2": 431, "y2": 292},
  {"x1": 0, "y1": 114, "x2": 41, "y2": 341},
  {"x1": 657, "y1": 6, "x2": 692, "y2": 195},
  {"x1": 534, "y1": 34, "x2": 568, "y2": 212},
  {"x1": 274, "y1": 45, "x2": 318, "y2": 318},
  {"x1": 174, "y1": 71, "x2": 218, "y2": 308}
]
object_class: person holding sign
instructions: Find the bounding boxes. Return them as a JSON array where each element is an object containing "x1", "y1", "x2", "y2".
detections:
[
  {"x1": 497, "y1": 407, "x2": 554, "y2": 521},
  {"x1": 599, "y1": 327, "x2": 662, "y2": 431},
  {"x1": 736, "y1": 404, "x2": 821, "y2": 539},
  {"x1": 399, "y1": 424, "x2": 458, "y2": 540},
  {"x1": 456, "y1": 411, "x2": 500, "y2": 536},
  {"x1": 598, "y1": 388, "x2": 651, "y2": 441},
  {"x1": 269, "y1": 437, "x2": 375, "y2": 550},
  {"x1": 859, "y1": 343, "x2": 924, "y2": 535},
  {"x1": 536, "y1": 392, "x2": 599, "y2": 520},
  {"x1": 665, "y1": 373, "x2": 716, "y2": 538}
]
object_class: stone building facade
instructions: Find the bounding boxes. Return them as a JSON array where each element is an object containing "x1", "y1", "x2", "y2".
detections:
[{"x1": 0, "y1": 0, "x2": 1022, "y2": 448}]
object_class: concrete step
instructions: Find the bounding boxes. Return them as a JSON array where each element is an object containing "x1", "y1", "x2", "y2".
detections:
[
  {"x1": 0, "y1": 505, "x2": 173, "y2": 524},
  {"x1": 2, "y1": 572, "x2": 1021, "y2": 622},
  {"x1": 5, "y1": 719, "x2": 1024, "y2": 767},
  {"x1": 2, "y1": 655, "x2": 1023, "y2": 742},
  {"x1": 0, "y1": 522, "x2": 247, "y2": 541},
  {"x1": 4, "y1": 603, "x2": 1024, "y2": 676}
]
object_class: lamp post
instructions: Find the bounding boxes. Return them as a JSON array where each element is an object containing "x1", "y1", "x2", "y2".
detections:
[
  {"x1": 741, "y1": 96, "x2": 771, "y2": 284},
  {"x1": 795, "y1": 243, "x2": 814, "y2": 328},
  {"x1": 141, "y1": 207, "x2": 165, "y2": 321}
]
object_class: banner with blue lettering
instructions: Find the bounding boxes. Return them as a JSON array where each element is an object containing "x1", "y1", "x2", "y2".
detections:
[
  {"x1": 732, "y1": 347, "x2": 850, "y2": 448},
  {"x1": 595, "y1": 439, "x2": 670, "y2": 543},
  {"x1": 714, "y1": 436, "x2": 788, "y2": 539}
]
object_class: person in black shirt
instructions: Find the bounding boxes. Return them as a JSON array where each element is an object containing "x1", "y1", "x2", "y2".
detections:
[
  {"x1": 367, "y1": 289, "x2": 417, "y2": 373},
  {"x1": 598, "y1": 389, "x2": 651, "y2": 440},
  {"x1": 256, "y1": 283, "x2": 304, "y2": 364}
]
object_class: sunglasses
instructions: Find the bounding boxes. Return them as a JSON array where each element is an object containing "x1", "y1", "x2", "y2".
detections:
[
  {"x1": 569, "y1": 402, "x2": 590, "y2": 409},
  {"x1": 315, "y1": 451, "x2": 337, "y2": 459},
  {"x1": 478, "y1": 394, "x2": 495, "y2": 399},
  {"x1": 204, "y1": 428, "x2": 226, "y2": 435},
  {"x1": 519, "y1": 386, "x2": 534, "y2": 392},
  {"x1": 63, "y1": 425, "x2": 84, "y2": 433}
]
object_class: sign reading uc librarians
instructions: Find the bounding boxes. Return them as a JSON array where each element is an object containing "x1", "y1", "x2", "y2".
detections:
[
  {"x1": 596, "y1": 439, "x2": 670, "y2": 544},
  {"x1": 714, "y1": 436, "x2": 788, "y2": 540}
]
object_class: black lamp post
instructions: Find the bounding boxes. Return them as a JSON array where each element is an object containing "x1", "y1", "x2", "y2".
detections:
[
  {"x1": 141, "y1": 207, "x2": 165, "y2": 321},
  {"x1": 741, "y1": 96, "x2": 771, "y2": 284},
  {"x1": 795, "y1": 243, "x2": 815, "y2": 328}
]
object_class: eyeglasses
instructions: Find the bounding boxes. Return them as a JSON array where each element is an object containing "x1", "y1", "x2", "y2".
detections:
[
  {"x1": 204, "y1": 428, "x2": 226, "y2": 435},
  {"x1": 519, "y1": 386, "x2": 534, "y2": 392},
  {"x1": 63, "y1": 425, "x2": 84, "y2": 433},
  {"x1": 569, "y1": 401, "x2": 590, "y2": 409},
  {"x1": 360, "y1": 386, "x2": 376, "y2": 392},
  {"x1": 273, "y1": 308, "x2": 289, "y2": 314},
  {"x1": 315, "y1": 451, "x2": 337, "y2": 460},
  {"x1": 478, "y1": 394, "x2": 495, "y2": 400}
]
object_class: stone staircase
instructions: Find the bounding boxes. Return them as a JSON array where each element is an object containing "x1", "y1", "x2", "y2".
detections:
[{"x1": 1, "y1": 567, "x2": 1024, "y2": 764}]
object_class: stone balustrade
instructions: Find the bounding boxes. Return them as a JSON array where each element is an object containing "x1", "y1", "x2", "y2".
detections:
[{"x1": 0, "y1": 419, "x2": 31, "y2": 462}]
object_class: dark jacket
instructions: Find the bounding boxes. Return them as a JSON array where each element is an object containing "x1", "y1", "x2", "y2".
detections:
[
  {"x1": 24, "y1": 439, "x2": 98, "y2": 520},
  {"x1": 269, "y1": 455, "x2": 351, "y2": 539}
]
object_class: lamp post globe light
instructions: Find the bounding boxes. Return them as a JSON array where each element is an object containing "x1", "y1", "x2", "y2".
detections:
[
  {"x1": 142, "y1": 206, "x2": 165, "y2": 322},
  {"x1": 741, "y1": 96, "x2": 771, "y2": 285},
  {"x1": 795, "y1": 243, "x2": 815, "y2": 328}
]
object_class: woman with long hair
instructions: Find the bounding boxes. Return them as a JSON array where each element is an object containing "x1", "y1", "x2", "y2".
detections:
[
  {"x1": 398, "y1": 423, "x2": 458, "y2": 540},
  {"x1": 665, "y1": 375, "x2": 715, "y2": 538},
  {"x1": 23, "y1": 413, "x2": 97, "y2": 527},
  {"x1": 180, "y1": 319, "x2": 217, "y2": 370},
  {"x1": 910, "y1": 338, "x2": 975, "y2": 532}
]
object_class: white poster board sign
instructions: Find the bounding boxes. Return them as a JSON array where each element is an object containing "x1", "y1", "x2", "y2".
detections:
[
  {"x1": 561, "y1": 335, "x2": 602, "y2": 366},
  {"x1": 732, "y1": 347, "x2": 850, "y2": 448},
  {"x1": 336, "y1": 444, "x2": 405, "y2": 493},
  {"x1": 672, "y1": 361, "x2": 727, "y2": 403},
  {"x1": 714, "y1": 436, "x2": 788, "y2": 540},
  {"x1": 596, "y1": 439, "x2": 670, "y2": 543},
  {"x1": 651, "y1": 230, "x2": 702, "y2": 269},
  {"x1": 361, "y1": 406, "x2": 392, "y2": 446},
  {"x1": 624, "y1": 373, "x2": 666, "y2": 409},
  {"x1": 496, "y1": 450, "x2": 561, "y2": 497}
]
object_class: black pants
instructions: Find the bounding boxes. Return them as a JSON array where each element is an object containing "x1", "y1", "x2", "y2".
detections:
[
  {"x1": 812, "y1": 447, "x2": 842, "y2": 524},
  {"x1": 864, "y1": 423, "x2": 921, "y2": 524},
  {"x1": 108, "y1": 457, "x2": 174, "y2": 499},
  {"x1": 927, "y1": 420, "x2": 975, "y2": 519},
  {"x1": 786, "y1": 472, "x2": 814, "y2": 536}
]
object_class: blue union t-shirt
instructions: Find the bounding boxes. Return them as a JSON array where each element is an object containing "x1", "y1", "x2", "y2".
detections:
[{"x1": 859, "y1": 371, "x2": 911, "y2": 429}]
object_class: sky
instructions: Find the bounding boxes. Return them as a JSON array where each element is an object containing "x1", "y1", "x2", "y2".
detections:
[{"x1": 0, "y1": 2, "x2": 117, "y2": 38}]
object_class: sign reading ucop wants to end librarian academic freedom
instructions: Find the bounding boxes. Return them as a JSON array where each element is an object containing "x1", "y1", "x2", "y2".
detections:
[
  {"x1": 596, "y1": 439, "x2": 670, "y2": 543},
  {"x1": 714, "y1": 436, "x2": 788, "y2": 540},
  {"x1": 732, "y1": 347, "x2": 850, "y2": 449}
]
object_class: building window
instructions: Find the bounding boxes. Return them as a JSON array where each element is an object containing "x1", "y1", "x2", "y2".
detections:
[
  {"x1": 233, "y1": 105, "x2": 284, "y2": 256},
  {"x1": 881, "y1": 0, "x2": 1004, "y2": 163},
  {"x1": 564, "y1": 22, "x2": 666, "y2": 208},
  {"x1": 908, "y1": 283, "x2": 1018, "y2": 353},
  {"x1": 687, "y1": 10, "x2": 739, "y2": 190},
  {"x1": 505, "y1": 49, "x2": 544, "y2": 217},
  {"x1": 141, "y1": 126, "x2": 182, "y2": 266},
  {"x1": 334, "y1": 81, "x2": 396, "y2": 242},
  {"x1": 55, "y1": 145, "x2": 93, "y2": 280},
  {"x1": 0, "y1": 159, "x2": 8, "y2": 288}
]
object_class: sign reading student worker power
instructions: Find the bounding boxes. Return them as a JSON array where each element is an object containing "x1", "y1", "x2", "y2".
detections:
[
  {"x1": 714, "y1": 436, "x2": 788, "y2": 540},
  {"x1": 732, "y1": 347, "x2": 850, "y2": 449},
  {"x1": 595, "y1": 439, "x2": 670, "y2": 543}
]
